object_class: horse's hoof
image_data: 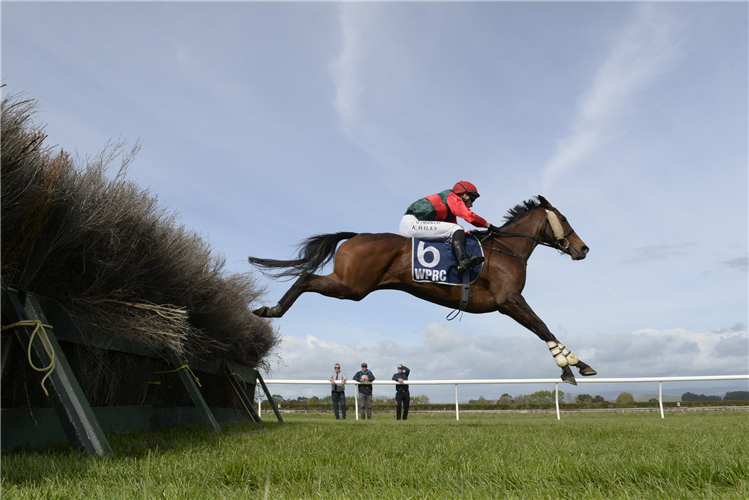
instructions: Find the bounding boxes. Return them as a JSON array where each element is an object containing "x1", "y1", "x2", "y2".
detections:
[
  {"x1": 253, "y1": 306, "x2": 270, "y2": 317},
  {"x1": 562, "y1": 375, "x2": 577, "y2": 385},
  {"x1": 561, "y1": 366, "x2": 577, "y2": 385},
  {"x1": 579, "y1": 366, "x2": 597, "y2": 376}
]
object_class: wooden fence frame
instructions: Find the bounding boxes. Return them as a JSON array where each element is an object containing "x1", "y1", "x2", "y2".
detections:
[{"x1": 1, "y1": 287, "x2": 281, "y2": 456}]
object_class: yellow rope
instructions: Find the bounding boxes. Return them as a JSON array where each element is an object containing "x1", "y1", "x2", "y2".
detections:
[
  {"x1": 150, "y1": 360, "x2": 202, "y2": 387},
  {"x1": 2, "y1": 320, "x2": 55, "y2": 396}
]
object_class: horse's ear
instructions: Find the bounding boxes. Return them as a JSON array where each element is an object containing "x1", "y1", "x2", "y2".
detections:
[{"x1": 537, "y1": 195, "x2": 552, "y2": 209}]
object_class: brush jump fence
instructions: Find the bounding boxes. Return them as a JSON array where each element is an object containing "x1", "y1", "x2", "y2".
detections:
[
  {"x1": 1, "y1": 288, "x2": 283, "y2": 456},
  {"x1": 260, "y1": 375, "x2": 749, "y2": 421}
]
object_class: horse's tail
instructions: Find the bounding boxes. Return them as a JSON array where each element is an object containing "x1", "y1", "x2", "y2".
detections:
[{"x1": 248, "y1": 232, "x2": 358, "y2": 280}]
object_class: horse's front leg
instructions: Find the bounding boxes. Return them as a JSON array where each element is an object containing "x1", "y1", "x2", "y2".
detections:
[{"x1": 498, "y1": 294, "x2": 596, "y2": 385}]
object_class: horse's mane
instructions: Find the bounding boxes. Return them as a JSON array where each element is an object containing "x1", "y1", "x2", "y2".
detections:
[{"x1": 501, "y1": 197, "x2": 542, "y2": 228}]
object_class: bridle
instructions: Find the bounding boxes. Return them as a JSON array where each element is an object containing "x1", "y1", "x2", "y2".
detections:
[
  {"x1": 480, "y1": 208, "x2": 575, "y2": 262},
  {"x1": 542, "y1": 209, "x2": 574, "y2": 251}
]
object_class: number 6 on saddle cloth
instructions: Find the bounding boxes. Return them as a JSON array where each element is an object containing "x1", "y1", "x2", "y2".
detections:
[{"x1": 412, "y1": 234, "x2": 483, "y2": 285}]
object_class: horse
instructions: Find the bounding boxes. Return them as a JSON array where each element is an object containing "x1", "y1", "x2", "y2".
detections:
[{"x1": 249, "y1": 195, "x2": 596, "y2": 385}]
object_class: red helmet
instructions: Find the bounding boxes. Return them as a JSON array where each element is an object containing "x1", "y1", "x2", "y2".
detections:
[{"x1": 452, "y1": 181, "x2": 480, "y2": 199}]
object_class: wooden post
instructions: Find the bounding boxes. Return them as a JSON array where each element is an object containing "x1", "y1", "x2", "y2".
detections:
[
  {"x1": 224, "y1": 362, "x2": 262, "y2": 423},
  {"x1": 166, "y1": 351, "x2": 221, "y2": 433},
  {"x1": 3, "y1": 289, "x2": 113, "y2": 457},
  {"x1": 255, "y1": 372, "x2": 284, "y2": 423},
  {"x1": 1, "y1": 334, "x2": 14, "y2": 382}
]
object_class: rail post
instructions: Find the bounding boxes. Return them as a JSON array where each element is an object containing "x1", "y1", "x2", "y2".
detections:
[
  {"x1": 455, "y1": 384, "x2": 460, "y2": 421},
  {"x1": 659, "y1": 381, "x2": 665, "y2": 419},
  {"x1": 354, "y1": 384, "x2": 359, "y2": 420},
  {"x1": 256, "y1": 382, "x2": 262, "y2": 415},
  {"x1": 555, "y1": 383, "x2": 560, "y2": 420}
]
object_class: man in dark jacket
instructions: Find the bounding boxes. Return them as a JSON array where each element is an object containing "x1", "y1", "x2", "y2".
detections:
[
  {"x1": 392, "y1": 364, "x2": 411, "y2": 420},
  {"x1": 353, "y1": 363, "x2": 375, "y2": 420}
]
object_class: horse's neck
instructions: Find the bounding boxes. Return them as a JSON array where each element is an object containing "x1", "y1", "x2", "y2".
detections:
[{"x1": 501, "y1": 209, "x2": 546, "y2": 258}]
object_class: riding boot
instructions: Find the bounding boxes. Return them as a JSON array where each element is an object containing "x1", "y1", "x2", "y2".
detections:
[{"x1": 452, "y1": 230, "x2": 484, "y2": 274}]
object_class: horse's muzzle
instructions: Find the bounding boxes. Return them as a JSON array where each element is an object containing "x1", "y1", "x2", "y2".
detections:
[{"x1": 570, "y1": 245, "x2": 589, "y2": 260}]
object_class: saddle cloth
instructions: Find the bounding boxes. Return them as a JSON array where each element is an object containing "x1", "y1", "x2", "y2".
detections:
[{"x1": 411, "y1": 233, "x2": 484, "y2": 285}]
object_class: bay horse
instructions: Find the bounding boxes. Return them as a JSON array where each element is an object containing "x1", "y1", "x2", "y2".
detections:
[{"x1": 249, "y1": 195, "x2": 596, "y2": 385}]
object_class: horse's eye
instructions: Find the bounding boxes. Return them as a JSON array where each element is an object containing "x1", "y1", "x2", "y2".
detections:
[{"x1": 560, "y1": 217, "x2": 567, "y2": 223}]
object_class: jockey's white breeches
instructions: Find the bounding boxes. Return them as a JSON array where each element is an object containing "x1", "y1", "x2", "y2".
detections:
[{"x1": 399, "y1": 214, "x2": 463, "y2": 240}]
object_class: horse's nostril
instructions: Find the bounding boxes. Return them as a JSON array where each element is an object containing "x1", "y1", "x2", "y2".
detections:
[{"x1": 582, "y1": 246, "x2": 589, "y2": 255}]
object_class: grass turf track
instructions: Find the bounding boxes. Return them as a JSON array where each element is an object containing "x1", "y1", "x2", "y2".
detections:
[{"x1": 2, "y1": 411, "x2": 747, "y2": 499}]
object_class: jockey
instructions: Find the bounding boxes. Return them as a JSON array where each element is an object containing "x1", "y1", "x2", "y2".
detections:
[{"x1": 399, "y1": 181, "x2": 499, "y2": 274}]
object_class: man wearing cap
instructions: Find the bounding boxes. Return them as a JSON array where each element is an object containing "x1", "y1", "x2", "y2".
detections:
[
  {"x1": 353, "y1": 363, "x2": 376, "y2": 420},
  {"x1": 399, "y1": 181, "x2": 501, "y2": 274},
  {"x1": 391, "y1": 364, "x2": 411, "y2": 421},
  {"x1": 329, "y1": 363, "x2": 347, "y2": 420}
]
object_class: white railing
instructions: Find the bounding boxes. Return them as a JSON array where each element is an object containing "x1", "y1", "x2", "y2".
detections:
[{"x1": 259, "y1": 375, "x2": 749, "y2": 420}]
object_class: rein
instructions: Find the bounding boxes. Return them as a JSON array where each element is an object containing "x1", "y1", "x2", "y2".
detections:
[{"x1": 479, "y1": 208, "x2": 575, "y2": 262}]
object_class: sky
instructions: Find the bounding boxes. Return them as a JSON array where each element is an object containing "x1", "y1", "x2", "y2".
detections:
[{"x1": 3, "y1": 1, "x2": 747, "y2": 403}]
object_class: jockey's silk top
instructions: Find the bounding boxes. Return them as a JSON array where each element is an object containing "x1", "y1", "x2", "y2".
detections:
[{"x1": 404, "y1": 189, "x2": 488, "y2": 228}]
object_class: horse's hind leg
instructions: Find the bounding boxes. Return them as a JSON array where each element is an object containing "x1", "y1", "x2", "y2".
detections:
[
  {"x1": 253, "y1": 272, "x2": 316, "y2": 318},
  {"x1": 253, "y1": 272, "x2": 368, "y2": 318}
]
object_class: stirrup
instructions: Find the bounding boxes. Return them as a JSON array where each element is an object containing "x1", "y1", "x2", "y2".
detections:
[{"x1": 457, "y1": 255, "x2": 484, "y2": 274}]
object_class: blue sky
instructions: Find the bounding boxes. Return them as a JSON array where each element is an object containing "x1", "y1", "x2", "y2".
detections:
[{"x1": 3, "y1": 1, "x2": 747, "y2": 402}]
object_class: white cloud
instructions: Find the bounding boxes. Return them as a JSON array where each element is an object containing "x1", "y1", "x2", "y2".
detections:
[
  {"x1": 424, "y1": 323, "x2": 470, "y2": 352},
  {"x1": 541, "y1": 4, "x2": 682, "y2": 192},
  {"x1": 623, "y1": 242, "x2": 697, "y2": 263},
  {"x1": 713, "y1": 333, "x2": 749, "y2": 358},
  {"x1": 571, "y1": 326, "x2": 748, "y2": 376},
  {"x1": 330, "y1": 4, "x2": 371, "y2": 135}
]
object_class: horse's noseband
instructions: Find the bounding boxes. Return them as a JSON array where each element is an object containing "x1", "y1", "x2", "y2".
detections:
[{"x1": 544, "y1": 209, "x2": 574, "y2": 252}]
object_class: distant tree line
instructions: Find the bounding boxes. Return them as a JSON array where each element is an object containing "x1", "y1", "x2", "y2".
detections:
[
  {"x1": 471, "y1": 390, "x2": 577, "y2": 405},
  {"x1": 270, "y1": 394, "x2": 431, "y2": 406},
  {"x1": 575, "y1": 394, "x2": 607, "y2": 403},
  {"x1": 725, "y1": 391, "x2": 749, "y2": 401},
  {"x1": 467, "y1": 391, "x2": 639, "y2": 405},
  {"x1": 683, "y1": 391, "x2": 749, "y2": 402}
]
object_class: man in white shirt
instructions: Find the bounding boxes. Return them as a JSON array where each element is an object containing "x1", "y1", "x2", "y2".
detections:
[{"x1": 329, "y1": 363, "x2": 347, "y2": 419}]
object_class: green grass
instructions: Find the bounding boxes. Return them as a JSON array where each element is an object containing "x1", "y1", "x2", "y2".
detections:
[{"x1": 2, "y1": 412, "x2": 747, "y2": 499}]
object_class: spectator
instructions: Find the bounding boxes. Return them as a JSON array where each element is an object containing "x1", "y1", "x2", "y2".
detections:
[
  {"x1": 353, "y1": 363, "x2": 375, "y2": 420},
  {"x1": 392, "y1": 364, "x2": 410, "y2": 420},
  {"x1": 329, "y1": 363, "x2": 347, "y2": 419}
]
